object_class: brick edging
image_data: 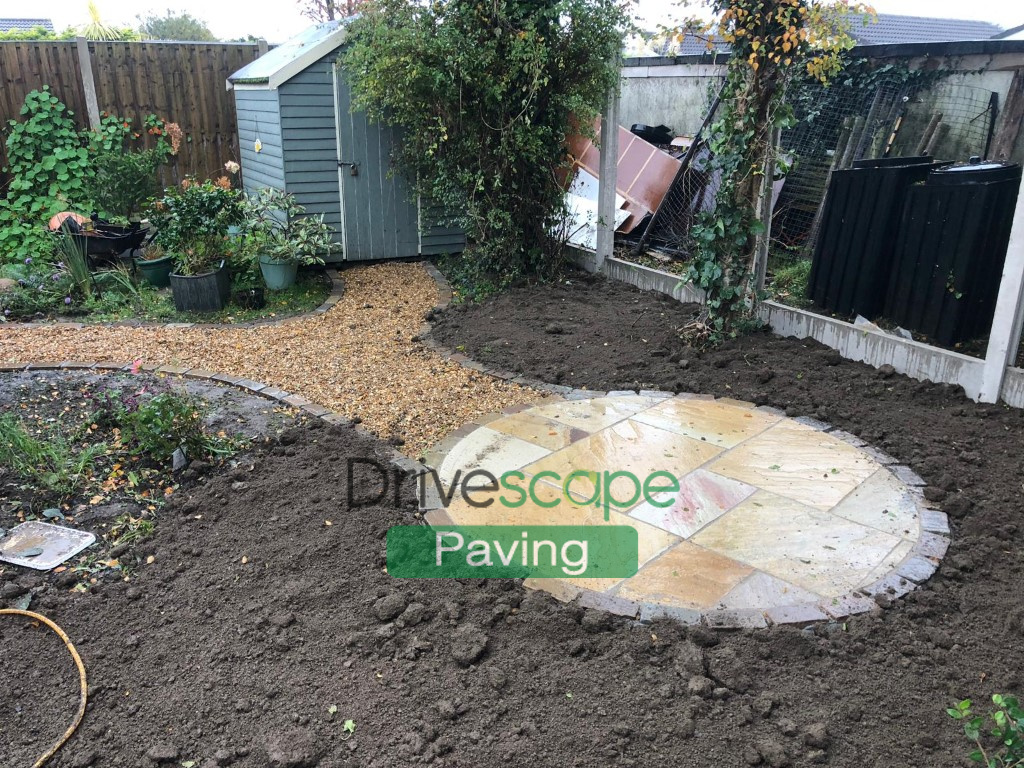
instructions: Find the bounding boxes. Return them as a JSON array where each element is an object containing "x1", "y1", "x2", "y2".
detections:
[
  {"x1": 415, "y1": 261, "x2": 952, "y2": 630},
  {"x1": 2, "y1": 269, "x2": 345, "y2": 331}
]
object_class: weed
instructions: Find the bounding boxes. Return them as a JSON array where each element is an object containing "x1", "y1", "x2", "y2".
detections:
[
  {"x1": 770, "y1": 259, "x2": 812, "y2": 307},
  {"x1": 0, "y1": 414, "x2": 106, "y2": 502},
  {"x1": 117, "y1": 391, "x2": 241, "y2": 467},
  {"x1": 948, "y1": 694, "x2": 1024, "y2": 767}
]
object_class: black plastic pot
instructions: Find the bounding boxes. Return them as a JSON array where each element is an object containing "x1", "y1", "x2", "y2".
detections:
[{"x1": 169, "y1": 261, "x2": 230, "y2": 312}]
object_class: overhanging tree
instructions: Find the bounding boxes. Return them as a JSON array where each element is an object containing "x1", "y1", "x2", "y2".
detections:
[
  {"x1": 137, "y1": 10, "x2": 217, "y2": 41},
  {"x1": 343, "y1": 0, "x2": 629, "y2": 294}
]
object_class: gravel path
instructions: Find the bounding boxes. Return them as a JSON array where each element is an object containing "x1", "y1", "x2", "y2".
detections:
[{"x1": 0, "y1": 262, "x2": 537, "y2": 456}]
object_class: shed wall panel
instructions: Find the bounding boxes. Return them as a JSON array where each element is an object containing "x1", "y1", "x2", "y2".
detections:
[
  {"x1": 235, "y1": 89, "x2": 286, "y2": 191},
  {"x1": 279, "y1": 53, "x2": 343, "y2": 252}
]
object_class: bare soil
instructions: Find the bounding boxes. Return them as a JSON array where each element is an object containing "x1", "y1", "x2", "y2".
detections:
[{"x1": 2, "y1": 269, "x2": 1022, "y2": 767}]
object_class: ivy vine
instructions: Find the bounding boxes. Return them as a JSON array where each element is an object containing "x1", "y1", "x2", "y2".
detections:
[{"x1": 679, "y1": 0, "x2": 867, "y2": 348}]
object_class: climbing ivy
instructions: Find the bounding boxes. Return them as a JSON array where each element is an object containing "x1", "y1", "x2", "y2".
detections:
[
  {"x1": 0, "y1": 87, "x2": 95, "y2": 263},
  {"x1": 678, "y1": 0, "x2": 867, "y2": 347}
]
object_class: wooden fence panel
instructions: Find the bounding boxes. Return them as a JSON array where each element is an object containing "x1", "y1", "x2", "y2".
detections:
[{"x1": 0, "y1": 40, "x2": 262, "y2": 191}]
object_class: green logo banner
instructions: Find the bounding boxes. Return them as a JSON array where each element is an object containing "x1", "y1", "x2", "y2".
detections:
[{"x1": 386, "y1": 525, "x2": 639, "y2": 579}]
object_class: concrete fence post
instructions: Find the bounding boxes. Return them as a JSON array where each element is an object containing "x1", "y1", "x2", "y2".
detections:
[
  {"x1": 979, "y1": 176, "x2": 1024, "y2": 402},
  {"x1": 75, "y1": 37, "x2": 101, "y2": 131},
  {"x1": 595, "y1": 80, "x2": 620, "y2": 272}
]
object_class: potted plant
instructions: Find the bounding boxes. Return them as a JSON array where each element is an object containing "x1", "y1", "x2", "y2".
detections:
[
  {"x1": 134, "y1": 243, "x2": 173, "y2": 287},
  {"x1": 148, "y1": 177, "x2": 242, "y2": 312},
  {"x1": 242, "y1": 188, "x2": 335, "y2": 291}
]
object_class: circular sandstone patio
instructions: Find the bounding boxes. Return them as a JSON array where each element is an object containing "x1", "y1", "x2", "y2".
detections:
[{"x1": 422, "y1": 392, "x2": 950, "y2": 627}]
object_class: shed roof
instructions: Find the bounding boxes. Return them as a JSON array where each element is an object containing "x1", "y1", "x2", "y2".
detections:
[
  {"x1": 228, "y1": 20, "x2": 348, "y2": 89},
  {"x1": 0, "y1": 17, "x2": 54, "y2": 32}
]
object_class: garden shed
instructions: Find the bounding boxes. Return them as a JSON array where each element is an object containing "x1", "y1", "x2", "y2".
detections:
[{"x1": 227, "y1": 21, "x2": 464, "y2": 262}]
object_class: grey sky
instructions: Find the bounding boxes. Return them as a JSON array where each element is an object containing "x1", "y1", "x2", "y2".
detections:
[{"x1": 24, "y1": 0, "x2": 1024, "y2": 43}]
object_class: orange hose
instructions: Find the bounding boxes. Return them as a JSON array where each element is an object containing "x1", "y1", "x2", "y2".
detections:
[{"x1": 0, "y1": 609, "x2": 88, "y2": 768}]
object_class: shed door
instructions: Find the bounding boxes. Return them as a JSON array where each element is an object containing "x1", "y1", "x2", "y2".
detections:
[{"x1": 332, "y1": 64, "x2": 421, "y2": 261}]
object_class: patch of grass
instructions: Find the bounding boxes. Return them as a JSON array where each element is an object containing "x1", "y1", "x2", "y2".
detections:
[
  {"x1": 77, "y1": 270, "x2": 331, "y2": 324},
  {"x1": 769, "y1": 258, "x2": 812, "y2": 308},
  {"x1": 0, "y1": 413, "x2": 107, "y2": 502}
]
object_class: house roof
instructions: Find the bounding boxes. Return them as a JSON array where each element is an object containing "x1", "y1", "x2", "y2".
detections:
[
  {"x1": 0, "y1": 18, "x2": 54, "y2": 32},
  {"x1": 992, "y1": 22, "x2": 1024, "y2": 40},
  {"x1": 228, "y1": 20, "x2": 349, "y2": 89},
  {"x1": 847, "y1": 13, "x2": 1003, "y2": 45},
  {"x1": 646, "y1": 13, "x2": 1006, "y2": 58}
]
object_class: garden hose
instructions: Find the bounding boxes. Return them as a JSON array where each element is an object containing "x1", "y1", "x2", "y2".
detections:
[{"x1": 0, "y1": 608, "x2": 88, "y2": 768}]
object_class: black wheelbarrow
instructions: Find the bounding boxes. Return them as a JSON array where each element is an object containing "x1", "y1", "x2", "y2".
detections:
[{"x1": 57, "y1": 215, "x2": 158, "y2": 274}]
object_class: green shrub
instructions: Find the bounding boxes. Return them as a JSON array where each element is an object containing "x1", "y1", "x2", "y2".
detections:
[
  {"x1": 0, "y1": 414, "x2": 106, "y2": 502},
  {"x1": 0, "y1": 250, "x2": 76, "y2": 319},
  {"x1": 948, "y1": 695, "x2": 1024, "y2": 767},
  {"x1": 148, "y1": 178, "x2": 244, "y2": 275},
  {"x1": 116, "y1": 391, "x2": 237, "y2": 466},
  {"x1": 343, "y1": 0, "x2": 628, "y2": 292}
]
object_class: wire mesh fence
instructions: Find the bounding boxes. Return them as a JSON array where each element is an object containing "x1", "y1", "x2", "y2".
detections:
[{"x1": 637, "y1": 75, "x2": 1001, "y2": 261}]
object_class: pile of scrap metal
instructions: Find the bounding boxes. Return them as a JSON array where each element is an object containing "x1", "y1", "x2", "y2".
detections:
[{"x1": 561, "y1": 95, "x2": 724, "y2": 256}]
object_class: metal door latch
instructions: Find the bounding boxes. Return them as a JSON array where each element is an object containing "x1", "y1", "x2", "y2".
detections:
[{"x1": 338, "y1": 161, "x2": 359, "y2": 177}]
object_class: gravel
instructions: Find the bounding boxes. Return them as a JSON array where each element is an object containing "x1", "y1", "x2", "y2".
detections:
[{"x1": 0, "y1": 262, "x2": 537, "y2": 456}]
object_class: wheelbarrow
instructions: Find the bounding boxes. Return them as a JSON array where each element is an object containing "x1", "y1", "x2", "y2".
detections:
[{"x1": 53, "y1": 214, "x2": 158, "y2": 275}]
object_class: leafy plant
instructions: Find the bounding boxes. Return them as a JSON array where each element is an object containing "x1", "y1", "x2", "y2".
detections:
[
  {"x1": 241, "y1": 187, "x2": 335, "y2": 266},
  {"x1": 0, "y1": 87, "x2": 95, "y2": 263},
  {"x1": 89, "y1": 147, "x2": 168, "y2": 220},
  {"x1": 0, "y1": 252, "x2": 76, "y2": 320},
  {"x1": 148, "y1": 178, "x2": 244, "y2": 275},
  {"x1": 672, "y1": 0, "x2": 867, "y2": 346},
  {"x1": 948, "y1": 695, "x2": 1024, "y2": 767},
  {"x1": 116, "y1": 391, "x2": 238, "y2": 466},
  {"x1": 343, "y1": 0, "x2": 629, "y2": 294},
  {"x1": 52, "y1": 231, "x2": 95, "y2": 299},
  {"x1": 0, "y1": 414, "x2": 107, "y2": 502}
]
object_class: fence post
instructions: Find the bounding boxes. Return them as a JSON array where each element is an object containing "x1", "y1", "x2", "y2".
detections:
[
  {"x1": 595, "y1": 80, "x2": 620, "y2": 272},
  {"x1": 979, "y1": 177, "x2": 1024, "y2": 402},
  {"x1": 257, "y1": 38, "x2": 269, "y2": 57},
  {"x1": 753, "y1": 127, "x2": 781, "y2": 293},
  {"x1": 75, "y1": 37, "x2": 101, "y2": 130}
]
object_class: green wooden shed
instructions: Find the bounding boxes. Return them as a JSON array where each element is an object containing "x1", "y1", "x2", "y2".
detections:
[{"x1": 227, "y1": 21, "x2": 464, "y2": 262}]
